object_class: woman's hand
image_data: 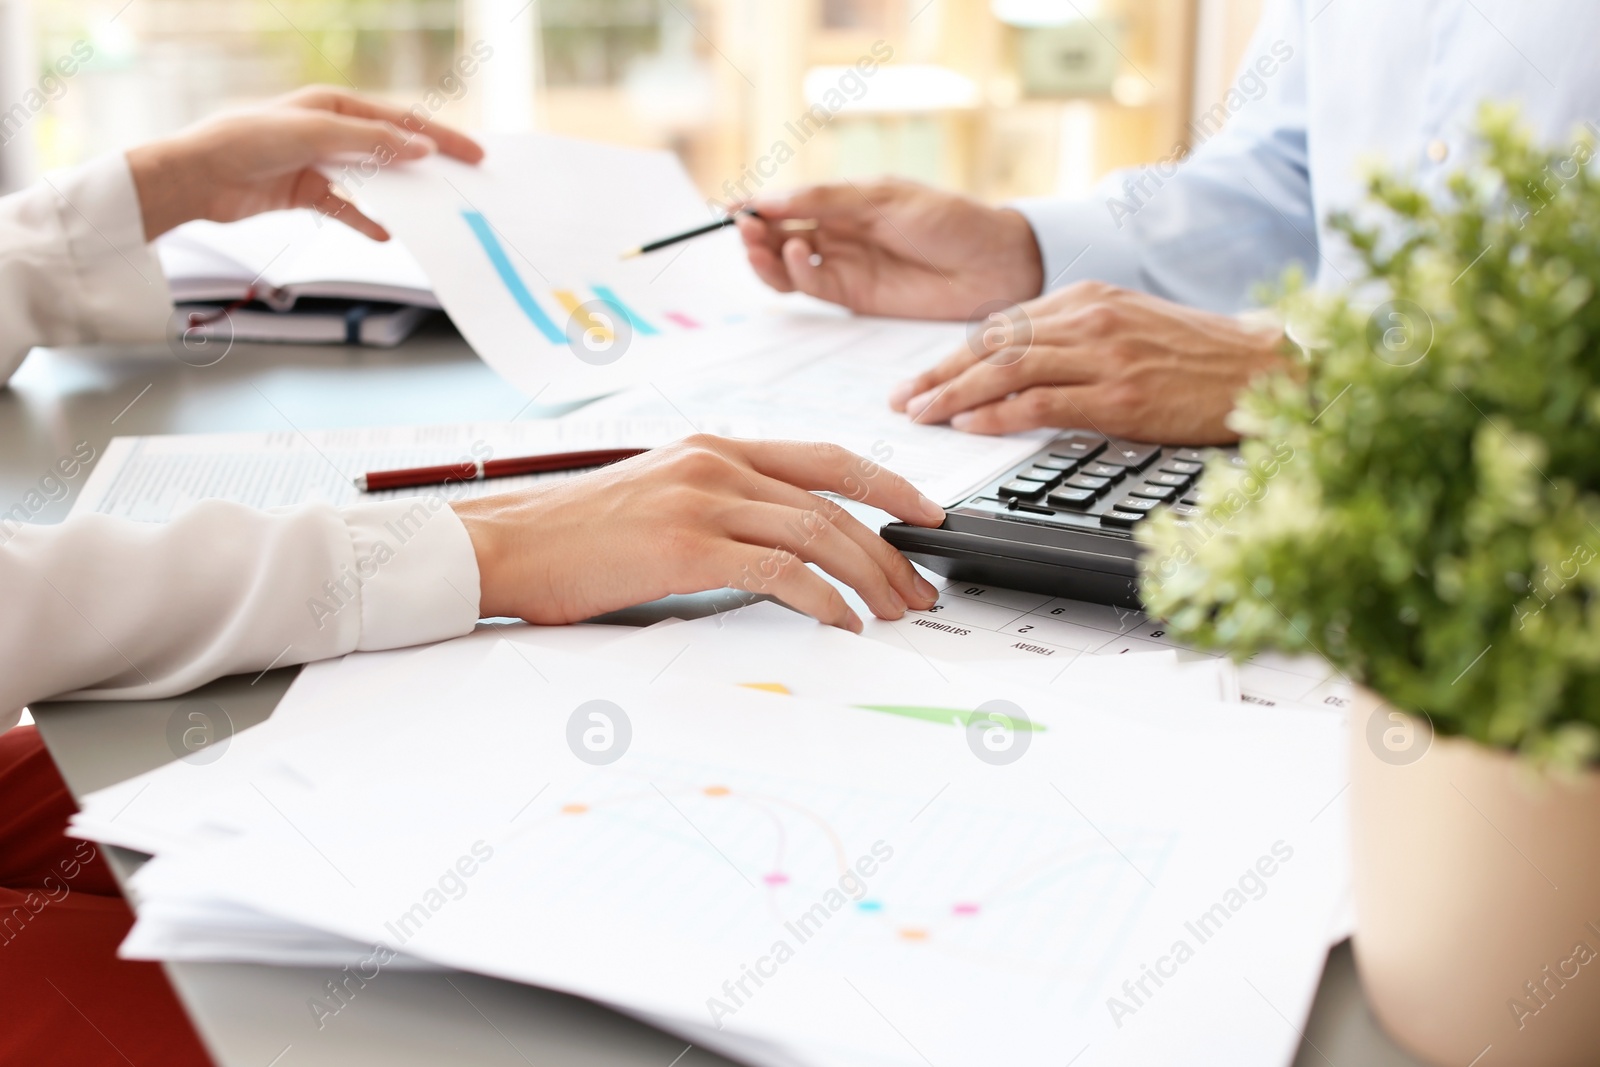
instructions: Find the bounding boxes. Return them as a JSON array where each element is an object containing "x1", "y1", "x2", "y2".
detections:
[
  {"x1": 125, "y1": 85, "x2": 484, "y2": 241},
  {"x1": 889, "y1": 282, "x2": 1292, "y2": 444},
  {"x1": 450, "y1": 436, "x2": 946, "y2": 631}
]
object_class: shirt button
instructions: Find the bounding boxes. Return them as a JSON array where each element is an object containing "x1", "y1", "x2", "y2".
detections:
[{"x1": 1426, "y1": 138, "x2": 1449, "y2": 163}]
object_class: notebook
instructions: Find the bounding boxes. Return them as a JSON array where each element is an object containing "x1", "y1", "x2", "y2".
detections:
[{"x1": 157, "y1": 209, "x2": 440, "y2": 346}]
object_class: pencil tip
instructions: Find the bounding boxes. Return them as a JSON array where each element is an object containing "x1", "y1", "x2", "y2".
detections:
[
  {"x1": 619, "y1": 247, "x2": 642, "y2": 259},
  {"x1": 353, "y1": 475, "x2": 368, "y2": 492}
]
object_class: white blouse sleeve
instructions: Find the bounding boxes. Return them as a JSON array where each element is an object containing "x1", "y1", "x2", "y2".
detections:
[
  {"x1": 0, "y1": 152, "x2": 172, "y2": 380},
  {"x1": 0, "y1": 497, "x2": 483, "y2": 727}
]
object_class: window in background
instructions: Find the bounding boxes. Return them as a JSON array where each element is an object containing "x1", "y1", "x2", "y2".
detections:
[
  {"x1": 9, "y1": 0, "x2": 506, "y2": 182},
  {"x1": 5, "y1": 0, "x2": 1215, "y2": 207},
  {"x1": 540, "y1": 0, "x2": 661, "y2": 87}
]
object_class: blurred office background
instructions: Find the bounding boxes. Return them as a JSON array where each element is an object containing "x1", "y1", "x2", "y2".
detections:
[{"x1": 0, "y1": 0, "x2": 1265, "y2": 202}]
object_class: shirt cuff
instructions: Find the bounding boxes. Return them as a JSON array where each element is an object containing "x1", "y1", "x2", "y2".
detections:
[
  {"x1": 338, "y1": 498, "x2": 482, "y2": 652},
  {"x1": 1009, "y1": 196, "x2": 1147, "y2": 294},
  {"x1": 49, "y1": 153, "x2": 171, "y2": 345}
]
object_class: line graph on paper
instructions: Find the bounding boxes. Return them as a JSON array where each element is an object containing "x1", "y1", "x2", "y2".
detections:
[{"x1": 496, "y1": 755, "x2": 1173, "y2": 1008}]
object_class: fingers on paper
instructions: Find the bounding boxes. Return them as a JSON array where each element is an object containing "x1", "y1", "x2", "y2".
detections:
[
  {"x1": 949, "y1": 386, "x2": 1100, "y2": 435},
  {"x1": 890, "y1": 345, "x2": 986, "y2": 414},
  {"x1": 907, "y1": 350, "x2": 1090, "y2": 426}
]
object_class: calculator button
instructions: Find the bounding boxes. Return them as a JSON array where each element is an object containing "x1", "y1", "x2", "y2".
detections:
[
  {"x1": 1048, "y1": 433, "x2": 1107, "y2": 461},
  {"x1": 1101, "y1": 440, "x2": 1161, "y2": 470},
  {"x1": 1019, "y1": 466, "x2": 1066, "y2": 484},
  {"x1": 1114, "y1": 495, "x2": 1162, "y2": 513},
  {"x1": 1100, "y1": 509, "x2": 1146, "y2": 528},
  {"x1": 1033, "y1": 455, "x2": 1078, "y2": 472},
  {"x1": 1179, "y1": 493, "x2": 1202, "y2": 507},
  {"x1": 1172, "y1": 448, "x2": 1209, "y2": 464},
  {"x1": 1146, "y1": 471, "x2": 1190, "y2": 488},
  {"x1": 1046, "y1": 486, "x2": 1097, "y2": 509},
  {"x1": 1160, "y1": 460, "x2": 1204, "y2": 476},
  {"x1": 1063, "y1": 474, "x2": 1111, "y2": 494},
  {"x1": 1128, "y1": 482, "x2": 1178, "y2": 502},
  {"x1": 998, "y1": 478, "x2": 1048, "y2": 499},
  {"x1": 1079, "y1": 462, "x2": 1126, "y2": 480},
  {"x1": 1169, "y1": 503, "x2": 1202, "y2": 518}
]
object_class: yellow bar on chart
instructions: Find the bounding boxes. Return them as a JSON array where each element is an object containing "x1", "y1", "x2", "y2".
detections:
[{"x1": 552, "y1": 289, "x2": 614, "y2": 343}]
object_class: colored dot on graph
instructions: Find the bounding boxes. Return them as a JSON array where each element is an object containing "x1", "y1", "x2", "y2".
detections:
[
  {"x1": 897, "y1": 928, "x2": 930, "y2": 941},
  {"x1": 856, "y1": 900, "x2": 883, "y2": 912},
  {"x1": 560, "y1": 803, "x2": 588, "y2": 814},
  {"x1": 952, "y1": 903, "x2": 980, "y2": 916},
  {"x1": 703, "y1": 785, "x2": 731, "y2": 797},
  {"x1": 763, "y1": 872, "x2": 790, "y2": 886}
]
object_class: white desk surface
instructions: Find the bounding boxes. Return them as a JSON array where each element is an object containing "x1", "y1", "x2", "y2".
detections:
[{"x1": 9, "y1": 325, "x2": 1426, "y2": 1066}]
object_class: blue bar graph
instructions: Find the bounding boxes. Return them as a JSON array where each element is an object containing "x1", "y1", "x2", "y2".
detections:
[
  {"x1": 590, "y1": 284, "x2": 659, "y2": 336},
  {"x1": 460, "y1": 210, "x2": 564, "y2": 344}
]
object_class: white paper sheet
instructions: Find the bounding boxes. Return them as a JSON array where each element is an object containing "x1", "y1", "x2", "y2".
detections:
[
  {"x1": 104, "y1": 637, "x2": 1348, "y2": 1067},
  {"x1": 69, "y1": 418, "x2": 688, "y2": 522},
  {"x1": 71, "y1": 625, "x2": 640, "y2": 857}
]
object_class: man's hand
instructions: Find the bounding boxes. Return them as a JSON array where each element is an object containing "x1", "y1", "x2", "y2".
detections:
[
  {"x1": 889, "y1": 282, "x2": 1292, "y2": 444},
  {"x1": 734, "y1": 179, "x2": 1044, "y2": 320},
  {"x1": 450, "y1": 436, "x2": 946, "y2": 632},
  {"x1": 125, "y1": 85, "x2": 484, "y2": 241}
]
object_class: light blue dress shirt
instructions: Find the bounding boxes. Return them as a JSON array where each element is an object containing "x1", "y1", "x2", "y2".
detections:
[{"x1": 1014, "y1": 0, "x2": 1600, "y2": 313}]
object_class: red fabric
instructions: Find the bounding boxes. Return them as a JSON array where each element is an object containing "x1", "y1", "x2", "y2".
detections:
[{"x1": 0, "y1": 725, "x2": 213, "y2": 1067}]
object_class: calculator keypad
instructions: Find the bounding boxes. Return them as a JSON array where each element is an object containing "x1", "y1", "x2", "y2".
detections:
[{"x1": 961, "y1": 435, "x2": 1229, "y2": 537}]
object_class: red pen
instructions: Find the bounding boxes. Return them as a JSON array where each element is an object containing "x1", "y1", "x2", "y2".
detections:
[{"x1": 354, "y1": 447, "x2": 649, "y2": 492}]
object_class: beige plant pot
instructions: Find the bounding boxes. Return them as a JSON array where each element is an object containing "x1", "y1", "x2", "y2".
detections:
[{"x1": 1348, "y1": 686, "x2": 1600, "y2": 1067}]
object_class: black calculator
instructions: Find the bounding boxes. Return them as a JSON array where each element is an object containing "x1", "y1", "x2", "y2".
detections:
[{"x1": 881, "y1": 432, "x2": 1235, "y2": 608}]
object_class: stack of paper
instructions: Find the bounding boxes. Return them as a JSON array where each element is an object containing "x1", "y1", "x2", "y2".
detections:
[{"x1": 74, "y1": 617, "x2": 1350, "y2": 1067}]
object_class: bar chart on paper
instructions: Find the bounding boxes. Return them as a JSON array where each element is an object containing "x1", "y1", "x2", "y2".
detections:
[
  {"x1": 459, "y1": 210, "x2": 747, "y2": 346},
  {"x1": 358, "y1": 133, "x2": 780, "y2": 401}
]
